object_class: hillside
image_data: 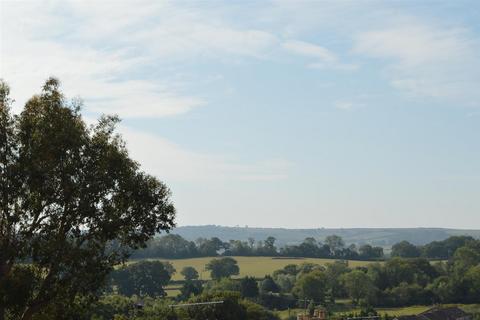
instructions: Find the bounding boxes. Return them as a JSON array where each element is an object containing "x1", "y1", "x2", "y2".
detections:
[{"x1": 171, "y1": 225, "x2": 480, "y2": 247}]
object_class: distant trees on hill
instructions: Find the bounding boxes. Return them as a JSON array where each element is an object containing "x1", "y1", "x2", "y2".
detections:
[
  {"x1": 391, "y1": 236, "x2": 478, "y2": 259},
  {"x1": 131, "y1": 233, "x2": 384, "y2": 260},
  {"x1": 391, "y1": 240, "x2": 422, "y2": 258},
  {"x1": 132, "y1": 233, "x2": 478, "y2": 261}
]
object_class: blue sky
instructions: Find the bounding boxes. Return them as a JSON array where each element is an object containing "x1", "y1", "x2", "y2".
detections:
[{"x1": 1, "y1": 1, "x2": 480, "y2": 228}]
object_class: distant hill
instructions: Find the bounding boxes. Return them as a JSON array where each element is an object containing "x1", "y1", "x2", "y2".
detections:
[{"x1": 171, "y1": 225, "x2": 480, "y2": 247}]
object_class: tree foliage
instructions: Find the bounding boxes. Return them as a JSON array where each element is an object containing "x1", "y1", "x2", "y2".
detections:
[
  {"x1": 0, "y1": 79, "x2": 176, "y2": 320},
  {"x1": 293, "y1": 269, "x2": 327, "y2": 304},
  {"x1": 178, "y1": 280, "x2": 203, "y2": 301},
  {"x1": 205, "y1": 257, "x2": 240, "y2": 280},
  {"x1": 391, "y1": 241, "x2": 421, "y2": 258},
  {"x1": 180, "y1": 266, "x2": 199, "y2": 281},
  {"x1": 131, "y1": 234, "x2": 385, "y2": 260},
  {"x1": 110, "y1": 261, "x2": 173, "y2": 297},
  {"x1": 341, "y1": 269, "x2": 375, "y2": 304},
  {"x1": 240, "y1": 276, "x2": 259, "y2": 298}
]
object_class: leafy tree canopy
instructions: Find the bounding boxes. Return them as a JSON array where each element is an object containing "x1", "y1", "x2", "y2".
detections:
[
  {"x1": 293, "y1": 269, "x2": 328, "y2": 304},
  {"x1": 341, "y1": 269, "x2": 375, "y2": 305},
  {"x1": 110, "y1": 260, "x2": 173, "y2": 297},
  {"x1": 180, "y1": 266, "x2": 199, "y2": 281},
  {"x1": 205, "y1": 257, "x2": 239, "y2": 280},
  {"x1": 0, "y1": 78, "x2": 176, "y2": 320},
  {"x1": 391, "y1": 241, "x2": 421, "y2": 258},
  {"x1": 240, "y1": 276, "x2": 259, "y2": 298}
]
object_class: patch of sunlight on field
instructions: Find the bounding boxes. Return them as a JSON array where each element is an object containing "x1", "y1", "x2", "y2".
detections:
[
  {"x1": 459, "y1": 304, "x2": 480, "y2": 314},
  {"x1": 375, "y1": 305, "x2": 431, "y2": 316},
  {"x1": 276, "y1": 308, "x2": 303, "y2": 319},
  {"x1": 136, "y1": 256, "x2": 376, "y2": 281},
  {"x1": 376, "y1": 304, "x2": 480, "y2": 317},
  {"x1": 165, "y1": 288, "x2": 181, "y2": 297}
]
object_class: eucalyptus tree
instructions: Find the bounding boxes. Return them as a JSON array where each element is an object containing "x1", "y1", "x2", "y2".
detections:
[{"x1": 0, "y1": 78, "x2": 176, "y2": 320}]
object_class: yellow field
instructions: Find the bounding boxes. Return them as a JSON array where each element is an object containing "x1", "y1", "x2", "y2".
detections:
[{"x1": 137, "y1": 256, "x2": 375, "y2": 281}]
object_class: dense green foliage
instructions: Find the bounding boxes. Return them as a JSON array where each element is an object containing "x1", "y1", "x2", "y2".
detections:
[
  {"x1": 178, "y1": 280, "x2": 203, "y2": 301},
  {"x1": 240, "y1": 276, "x2": 259, "y2": 298},
  {"x1": 180, "y1": 266, "x2": 199, "y2": 281},
  {"x1": 391, "y1": 241, "x2": 422, "y2": 258},
  {"x1": 28, "y1": 292, "x2": 278, "y2": 320},
  {"x1": 110, "y1": 261, "x2": 174, "y2": 297},
  {"x1": 0, "y1": 79, "x2": 176, "y2": 320},
  {"x1": 205, "y1": 257, "x2": 240, "y2": 280},
  {"x1": 257, "y1": 237, "x2": 480, "y2": 310},
  {"x1": 293, "y1": 269, "x2": 328, "y2": 304}
]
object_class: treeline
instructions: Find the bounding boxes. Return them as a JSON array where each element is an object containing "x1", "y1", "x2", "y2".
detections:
[
  {"x1": 132, "y1": 234, "x2": 478, "y2": 261},
  {"x1": 391, "y1": 235, "x2": 476, "y2": 259},
  {"x1": 131, "y1": 234, "x2": 384, "y2": 260}
]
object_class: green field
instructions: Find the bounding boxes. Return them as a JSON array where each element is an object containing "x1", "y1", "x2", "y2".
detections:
[
  {"x1": 139, "y1": 256, "x2": 375, "y2": 281},
  {"x1": 276, "y1": 304, "x2": 480, "y2": 320}
]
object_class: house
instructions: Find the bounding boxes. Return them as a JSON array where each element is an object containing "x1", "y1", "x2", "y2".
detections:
[
  {"x1": 394, "y1": 307, "x2": 472, "y2": 320},
  {"x1": 297, "y1": 308, "x2": 327, "y2": 320}
]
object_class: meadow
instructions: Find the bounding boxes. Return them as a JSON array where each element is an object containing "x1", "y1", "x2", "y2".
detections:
[
  {"x1": 142, "y1": 256, "x2": 376, "y2": 281},
  {"x1": 132, "y1": 256, "x2": 375, "y2": 297},
  {"x1": 276, "y1": 304, "x2": 480, "y2": 319}
]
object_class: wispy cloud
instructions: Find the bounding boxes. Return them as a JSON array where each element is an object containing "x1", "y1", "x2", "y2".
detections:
[
  {"x1": 84, "y1": 80, "x2": 205, "y2": 118},
  {"x1": 67, "y1": 1, "x2": 278, "y2": 60},
  {"x1": 1, "y1": 1, "x2": 277, "y2": 118},
  {"x1": 333, "y1": 100, "x2": 364, "y2": 111},
  {"x1": 282, "y1": 40, "x2": 357, "y2": 70},
  {"x1": 354, "y1": 22, "x2": 480, "y2": 103},
  {"x1": 283, "y1": 40, "x2": 337, "y2": 62},
  {"x1": 117, "y1": 126, "x2": 291, "y2": 183},
  {"x1": 0, "y1": 1, "x2": 291, "y2": 184}
]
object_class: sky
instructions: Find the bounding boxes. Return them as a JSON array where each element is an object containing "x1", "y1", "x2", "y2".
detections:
[{"x1": 1, "y1": 1, "x2": 480, "y2": 229}]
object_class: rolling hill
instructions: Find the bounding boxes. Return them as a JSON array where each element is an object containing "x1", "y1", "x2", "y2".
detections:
[{"x1": 171, "y1": 225, "x2": 480, "y2": 247}]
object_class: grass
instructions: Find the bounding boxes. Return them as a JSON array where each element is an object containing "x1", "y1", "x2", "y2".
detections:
[
  {"x1": 376, "y1": 305, "x2": 432, "y2": 316},
  {"x1": 137, "y1": 256, "x2": 376, "y2": 281},
  {"x1": 276, "y1": 304, "x2": 480, "y2": 320},
  {"x1": 376, "y1": 304, "x2": 480, "y2": 316},
  {"x1": 164, "y1": 285, "x2": 181, "y2": 297}
]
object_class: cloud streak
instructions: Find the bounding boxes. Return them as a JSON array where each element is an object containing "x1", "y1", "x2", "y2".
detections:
[
  {"x1": 282, "y1": 40, "x2": 357, "y2": 70},
  {"x1": 0, "y1": 1, "x2": 277, "y2": 118},
  {"x1": 354, "y1": 22, "x2": 480, "y2": 102},
  {"x1": 117, "y1": 126, "x2": 291, "y2": 183}
]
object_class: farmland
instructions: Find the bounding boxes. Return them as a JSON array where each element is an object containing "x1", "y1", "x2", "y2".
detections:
[
  {"x1": 276, "y1": 304, "x2": 480, "y2": 320},
  {"x1": 131, "y1": 256, "x2": 376, "y2": 281}
]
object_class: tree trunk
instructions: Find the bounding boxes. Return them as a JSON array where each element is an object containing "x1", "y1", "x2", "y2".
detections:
[
  {"x1": 21, "y1": 308, "x2": 35, "y2": 320},
  {"x1": 0, "y1": 260, "x2": 8, "y2": 320},
  {"x1": 21, "y1": 303, "x2": 43, "y2": 320}
]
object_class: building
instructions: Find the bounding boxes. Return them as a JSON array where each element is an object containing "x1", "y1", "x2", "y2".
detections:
[
  {"x1": 394, "y1": 307, "x2": 472, "y2": 320},
  {"x1": 297, "y1": 308, "x2": 327, "y2": 320}
]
